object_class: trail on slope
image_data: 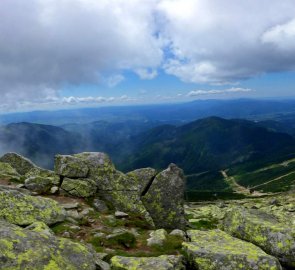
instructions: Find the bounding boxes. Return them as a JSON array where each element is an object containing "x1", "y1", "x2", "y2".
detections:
[
  {"x1": 251, "y1": 171, "x2": 295, "y2": 189},
  {"x1": 221, "y1": 170, "x2": 251, "y2": 195}
]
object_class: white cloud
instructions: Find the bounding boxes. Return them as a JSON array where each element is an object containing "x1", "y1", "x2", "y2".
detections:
[
  {"x1": 135, "y1": 68, "x2": 158, "y2": 80},
  {"x1": 261, "y1": 19, "x2": 295, "y2": 51},
  {"x1": 187, "y1": 87, "x2": 253, "y2": 97},
  {"x1": 0, "y1": 0, "x2": 295, "y2": 108}
]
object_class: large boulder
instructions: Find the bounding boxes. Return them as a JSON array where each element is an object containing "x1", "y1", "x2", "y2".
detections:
[
  {"x1": 110, "y1": 255, "x2": 185, "y2": 270},
  {"x1": 55, "y1": 155, "x2": 89, "y2": 178},
  {"x1": 0, "y1": 220, "x2": 98, "y2": 270},
  {"x1": 0, "y1": 152, "x2": 36, "y2": 175},
  {"x1": 127, "y1": 167, "x2": 157, "y2": 194},
  {"x1": 61, "y1": 178, "x2": 97, "y2": 197},
  {"x1": 0, "y1": 187, "x2": 65, "y2": 225},
  {"x1": 183, "y1": 229, "x2": 282, "y2": 270},
  {"x1": 0, "y1": 162, "x2": 21, "y2": 181},
  {"x1": 142, "y1": 164, "x2": 186, "y2": 230},
  {"x1": 223, "y1": 207, "x2": 295, "y2": 267}
]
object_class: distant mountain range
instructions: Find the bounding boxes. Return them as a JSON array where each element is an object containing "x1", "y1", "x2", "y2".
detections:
[{"x1": 1, "y1": 98, "x2": 295, "y2": 125}]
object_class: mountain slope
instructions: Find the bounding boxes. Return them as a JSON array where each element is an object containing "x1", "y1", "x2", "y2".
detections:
[{"x1": 122, "y1": 117, "x2": 295, "y2": 174}]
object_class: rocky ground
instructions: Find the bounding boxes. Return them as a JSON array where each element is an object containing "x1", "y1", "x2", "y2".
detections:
[{"x1": 0, "y1": 152, "x2": 294, "y2": 269}]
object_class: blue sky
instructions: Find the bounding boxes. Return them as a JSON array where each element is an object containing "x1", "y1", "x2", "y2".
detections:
[{"x1": 0, "y1": 0, "x2": 295, "y2": 112}]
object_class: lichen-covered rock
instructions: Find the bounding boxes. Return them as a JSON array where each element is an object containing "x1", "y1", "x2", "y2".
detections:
[
  {"x1": 0, "y1": 220, "x2": 97, "y2": 270},
  {"x1": 0, "y1": 161, "x2": 21, "y2": 181},
  {"x1": 61, "y1": 178, "x2": 97, "y2": 197},
  {"x1": 110, "y1": 255, "x2": 185, "y2": 270},
  {"x1": 147, "y1": 229, "x2": 168, "y2": 247},
  {"x1": 183, "y1": 229, "x2": 282, "y2": 270},
  {"x1": 127, "y1": 167, "x2": 157, "y2": 194},
  {"x1": 98, "y1": 190, "x2": 155, "y2": 228},
  {"x1": 106, "y1": 229, "x2": 136, "y2": 248},
  {"x1": 93, "y1": 198, "x2": 109, "y2": 213},
  {"x1": 222, "y1": 207, "x2": 295, "y2": 267},
  {"x1": 142, "y1": 163, "x2": 186, "y2": 230},
  {"x1": 26, "y1": 221, "x2": 53, "y2": 235},
  {"x1": 0, "y1": 152, "x2": 36, "y2": 175},
  {"x1": 0, "y1": 188, "x2": 65, "y2": 225},
  {"x1": 55, "y1": 154, "x2": 89, "y2": 178},
  {"x1": 25, "y1": 175, "x2": 60, "y2": 194}
]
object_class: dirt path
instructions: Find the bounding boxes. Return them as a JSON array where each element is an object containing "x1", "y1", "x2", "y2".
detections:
[{"x1": 221, "y1": 170, "x2": 251, "y2": 195}]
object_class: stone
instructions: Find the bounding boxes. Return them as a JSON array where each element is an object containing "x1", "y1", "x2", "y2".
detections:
[
  {"x1": 24, "y1": 175, "x2": 60, "y2": 194},
  {"x1": 0, "y1": 162, "x2": 21, "y2": 181},
  {"x1": 223, "y1": 207, "x2": 295, "y2": 267},
  {"x1": 115, "y1": 211, "x2": 129, "y2": 218},
  {"x1": 98, "y1": 190, "x2": 154, "y2": 228},
  {"x1": 61, "y1": 202, "x2": 79, "y2": 209},
  {"x1": 0, "y1": 188, "x2": 65, "y2": 225},
  {"x1": 0, "y1": 220, "x2": 97, "y2": 270},
  {"x1": 170, "y1": 229, "x2": 186, "y2": 240},
  {"x1": 110, "y1": 255, "x2": 185, "y2": 270},
  {"x1": 183, "y1": 229, "x2": 282, "y2": 270},
  {"x1": 127, "y1": 167, "x2": 157, "y2": 194},
  {"x1": 50, "y1": 186, "x2": 59, "y2": 194},
  {"x1": 54, "y1": 154, "x2": 89, "y2": 178},
  {"x1": 26, "y1": 221, "x2": 53, "y2": 236},
  {"x1": 61, "y1": 177, "x2": 97, "y2": 197},
  {"x1": 93, "y1": 198, "x2": 109, "y2": 213},
  {"x1": 66, "y1": 210, "x2": 81, "y2": 220},
  {"x1": 0, "y1": 152, "x2": 37, "y2": 175},
  {"x1": 147, "y1": 229, "x2": 168, "y2": 247},
  {"x1": 106, "y1": 230, "x2": 136, "y2": 248},
  {"x1": 142, "y1": 163, "x2": 186, "y2": 230},
  {"x1": 96, "y1": 259, "x2": 110, "y2": 270}
]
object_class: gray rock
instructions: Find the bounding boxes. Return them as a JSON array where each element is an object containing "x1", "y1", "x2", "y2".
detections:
[
  {"x1": 169, "y1": 229, "x2": 186, "y2": 240},
  {"x1": 96, "y1": 259, "x2": 110, "y2": 270},
  {"x1": 142, "y1": 163, "x2": 186, "y2": 230},
  {"x1": 0, "y1": 162, "x2": 21, "y2": 182},
  {"x1": 61, "y1": 202, "x2": 79, "y2": 209},
  {"x1": 0, "y1": 220, "x2": 97, "y2": 269},
  {"x1": 110, "y1": 255, "x2": 185, "y2": 270},
  {"x1": 61, "y1": 178, "x2": 97, "y2": 197},
  {"x1": 0, "y1": 152, "x2": 36, "y2": 175},
  {"x1": 127, "y1": 167, "x2": 157, "y2": 194},
  {"x1": 147, "y1": 229, "x2": 168, "y2": 247},
  {"x1": 0, "y1": 188, "x2": 65, "y2": 225},
  {"x1": 24, "y1": 175, "x2": 59, "y2": 194},
  {"x1": 223, "y1": 207, "x2": 295, "y2": 267},
  {"x1": 66, "y1": 209, "x2": 81, "y2": 220},
  {"x1": 115, "y1": 211, "x2": 129, "y2": 218},
  {"x1": 26, "y1": 221, "x2": 53, "y2": 236},
  {"x1": 93, "y1": 198, "x2": 109, "y2": 213},
  {"x1": 54, "y1": 154, "x2": 89, "y2": 178},
  {"x1": 50, "y1": 186, "x2": 59, "y2": 194},
  {"x1": 183, "y1": 229, "x2": 282, "y2": 270},
  {"x1": 106, "y1": 229, "x2": 136, "y2": 248}
]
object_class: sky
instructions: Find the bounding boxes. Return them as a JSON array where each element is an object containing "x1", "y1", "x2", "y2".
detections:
[{"x1": 1, "y1": 0, "x2": 295, "y2": 112}]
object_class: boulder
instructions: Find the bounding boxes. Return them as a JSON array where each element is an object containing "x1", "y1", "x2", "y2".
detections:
[
  {"x1": 0, "y1": 152, "x2": 36, "y2": 175},
  {"x1": 25, "y1": 175, "x2": 60, "y2": 194},
  {"x1": 183, "y1": 229, "x2": 282, "y2": 270},
  {"x1": 0, "y1": 162, "x2": 20, "y2": 181},
  {"x1": 0, "y1": 188, "x2": 65, "y2": 225},
  {"x1": 223, "y1": 207, "x2": 295, "y2": 267},
  {"x1": 127, "y1": 167, "x2": 157, "y2": 194},
  {"x1": 142, "y1": 164, "x2": 186, "y2": 230},
  {"x1": 110, "y1": 255, "x2": 185, "y2": 270},
  {"x1": 0, "y1": 220, "x2": 98, "y2": 270},
  {"x1": 61, "y1": 177, "x2": 97, "y2": 197},
  {"x1": 147, "y1": 229, "x2": 168, "y2": 247},
  {"x1": 54, "y1": 154, "x2": 89, "y2": 178},
  {"x1": 106, "y1": 229, "x2": 136, "y2": 248},
  {"x1": 93, "y1": 198, "x2": 109, "y2": 213}
]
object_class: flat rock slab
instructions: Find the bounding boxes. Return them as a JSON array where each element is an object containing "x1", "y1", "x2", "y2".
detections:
[
  {"x1": 0, "y1": 220, "x2": 97, "y2": 270},
  {"x1": 61, "y1": 178, "x2": 97, "y2": 197},
  {"x1": 111, "y1": 255, "x2": 185, "y2": 270},
  {"x1": 223, "y1": 207, "x2": 295, "y2": 267},
  {"x1": 55, "y1": 155, "x2": 89, "y2": 178},
  {"x1": 183, "y1": 229, "x2": 282, "y2": 270},
  {"x1": 0, "y1": 188, "x2": 65, "y2": 225}
]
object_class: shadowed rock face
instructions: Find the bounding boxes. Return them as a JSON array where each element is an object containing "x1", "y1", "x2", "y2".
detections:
[
  {"x1": 0, "y1": 220, "x2": 98, "y2": 270},
  {"x1": 142, "y1": 164, "x2": 186, "y2": 230}
]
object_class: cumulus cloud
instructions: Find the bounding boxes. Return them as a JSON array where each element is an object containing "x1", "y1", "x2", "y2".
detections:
[
  {"x1": 187, "y1": 87, "x2": 253, "y2": 97},
  {"x1": 1, "y1": 0, "x2": 295, "y2": 108}
]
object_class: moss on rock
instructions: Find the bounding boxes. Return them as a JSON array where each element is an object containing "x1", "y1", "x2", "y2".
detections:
[{"x1": 183, "y1": 229, "x2": 282, "y2": 270}]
